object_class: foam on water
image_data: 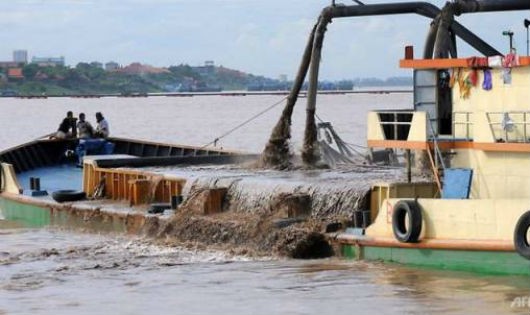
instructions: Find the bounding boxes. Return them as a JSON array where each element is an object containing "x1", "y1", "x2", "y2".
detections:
[{"x1": 0, "y1": 228, "x2": 256, "y2": 293}]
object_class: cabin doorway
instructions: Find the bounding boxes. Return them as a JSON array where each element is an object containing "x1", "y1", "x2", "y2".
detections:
[{"x1": 413, "y1": 69, "x2": 453, "y2": 137}]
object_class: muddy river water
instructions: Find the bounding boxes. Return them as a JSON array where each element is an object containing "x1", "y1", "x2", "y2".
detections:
[{"x1": 1, "y1": 94, "x2": 530, "y2": 314}]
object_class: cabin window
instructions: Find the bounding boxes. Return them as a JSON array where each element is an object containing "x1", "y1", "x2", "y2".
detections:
[{"x1": 378, "y1": 111, "x2": 413, "y2": 140}]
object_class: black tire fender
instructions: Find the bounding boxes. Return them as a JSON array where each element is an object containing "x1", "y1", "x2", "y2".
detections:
[
  {"x1": 514, "y1": 211, "x2": 530, "y2": 259},
  {"x1": 392, "y1": 200, "x2": 422, "y2": 243},
  {"x1": 52, "y1": 190, "x2": 86, "y2": 203}
]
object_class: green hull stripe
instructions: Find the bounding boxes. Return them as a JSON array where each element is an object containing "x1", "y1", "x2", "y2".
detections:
[
  {"x1": 342, "y1": 244, "x2": 530, "y2": 275},
  {"x1": 0, "y1": 197, "x2": 126, "y2": 233},
  {"x1": 0, "y1": 198, "x2": 50, "y2": 228}
]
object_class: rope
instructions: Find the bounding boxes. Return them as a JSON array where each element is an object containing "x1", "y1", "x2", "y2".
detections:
[
  {"x1": 313, "y1": 114, "x2": 411, "y2": 171},
  {"x1": 314, "y1": 113, "x2": 367, "y2": 157},
  {"x1": 200, "y1": 96, "x2": 287, "y2": 149}
]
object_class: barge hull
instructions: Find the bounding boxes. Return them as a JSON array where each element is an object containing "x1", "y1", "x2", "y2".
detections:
[{"x1": 341, "y1": 244, "x2": 530, "y2": 275}]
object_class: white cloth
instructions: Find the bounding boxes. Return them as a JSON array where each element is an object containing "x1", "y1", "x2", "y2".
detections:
[{"x1": 488, "y1": 56, "x2": 503, "y2": 68}]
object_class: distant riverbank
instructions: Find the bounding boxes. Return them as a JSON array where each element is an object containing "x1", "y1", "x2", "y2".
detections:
[
  {"x1": 0, "y1": 62, "x2": 412, "y2": 97},
  {"x1": 3, "y1": 87, "x2": 412, "y2": 99}
]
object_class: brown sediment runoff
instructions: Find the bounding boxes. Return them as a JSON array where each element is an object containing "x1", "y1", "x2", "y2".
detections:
[
  {"x1": 138, "y1": 164, "x2": 401, "y2": 258},
  {"x1": 156, "y1": 199, "x2": 332, "y2": 258},
  {"x1": 3, "y1": 164, "x2": 401, "y2": 259}
]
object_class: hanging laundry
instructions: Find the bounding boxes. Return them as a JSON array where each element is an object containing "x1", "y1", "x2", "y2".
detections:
[
  {"x1": 449, "y1": 68, "x2": 458, "y2": 88},
  {"x1": 466, "y1": 57, "x2": 488, "y2": 68},
  {"x1": 482, "y1": 69, "x2": 492, "y2": 90},
  {"x1": 503, "y1": 52, "x2": 520, "y2": 68},
  {"x1": 469, "y1": 69, "x2": 479, "y2": 86},
  {"x1": 488, "y1": 56, "x2": 503, "y2": 68},
  {"x1": 503, "y1": 68, "x2": 512, "y2": 84},
  {"x1": 458, "y1": 70, "x2": 465, "y2": 90},
  {"x1": 459, "y1": 70, "x2": 472, "y2": 99}
]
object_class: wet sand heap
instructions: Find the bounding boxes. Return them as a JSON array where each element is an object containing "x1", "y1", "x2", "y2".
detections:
[{"x1": 138, "y1": 164, "x2": 402, "y2": 258}]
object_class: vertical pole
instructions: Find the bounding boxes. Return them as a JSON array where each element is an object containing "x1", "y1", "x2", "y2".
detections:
[{"x1": 406, "y1": 149, "x2": 412, "y2": 183}]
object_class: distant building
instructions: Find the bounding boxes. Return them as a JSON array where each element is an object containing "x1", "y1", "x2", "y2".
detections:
[
  {"x1": 7, "y1": 68, "x2": 24, "y2": 79},
  {"x1": 31, "y1": 56, "x2": 65, "y2": 67},
  {"x1": 90, "y1": 61, "x2": 103, "y2": 69},
  {"x1": 0, "y1": 61, "x2": 19, "y2": 69},
  {"x1": 105, "y1": 61, "x2": 120, "y2": 71},
  {"x1": 13, "y1": 50, "x2": 28, "y2": 64},
  {"x1": 194, "y1": 60, "x2": 216, "y2": 76},
  {"x1": 118, "y1": 62, "x2": 169, "y2": 75},
  {"x1": 278, "y1": 74, "x2": 287, "y2": 82}
]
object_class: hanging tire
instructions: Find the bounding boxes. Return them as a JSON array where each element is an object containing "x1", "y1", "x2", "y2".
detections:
[
  {"x1": 52, "y1": 190, "x2": 86, "y2": 203},
  {"x1": 514, "y1": 211, "x2": 530, "y2": 259},
  {"x1": 392, "y1": 200, "x2": 422, "y2": 243}
]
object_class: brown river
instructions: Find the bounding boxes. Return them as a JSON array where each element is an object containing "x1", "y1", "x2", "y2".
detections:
[{"x1": 1, "y1": 93, "x2": 529, "y2": 314}]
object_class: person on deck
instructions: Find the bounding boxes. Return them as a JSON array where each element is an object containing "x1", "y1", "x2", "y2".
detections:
[
  {"x1": 55, "y1": 111, "x2": 77, "y2": 139},
  {"x1": 94, "y1": 112, "x2": 109, "y2": 138},
  {"x1": 77, "y1": 113, "x2": 94, "y2": 139},
  {"x1": 75, "y1": 112, "x2": 111, "y2": 167}
]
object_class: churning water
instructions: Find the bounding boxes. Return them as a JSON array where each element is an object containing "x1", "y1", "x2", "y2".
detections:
[{"x1": 1, "y1": 94, "x2": 530, "y2": 314}]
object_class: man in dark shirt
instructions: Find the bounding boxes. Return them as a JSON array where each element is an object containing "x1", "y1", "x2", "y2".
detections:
[{"x1": 55, "y1": 111, "x2": 77, "y2": 139}]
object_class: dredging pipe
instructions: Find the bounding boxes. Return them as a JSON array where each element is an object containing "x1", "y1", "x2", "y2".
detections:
[
  {"x1": 260, "y1": 20, "x2": 319, "y2": 169},
  {"x1": 262, "y1": 0, "x2": 530, "y2": 168},
  {"x1": 301, "y1": 0, "x2": 530, "y2": 166}
]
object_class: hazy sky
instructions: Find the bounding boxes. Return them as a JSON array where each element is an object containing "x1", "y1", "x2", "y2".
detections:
[{"x1": 0, "y1": 0, "x2": 528, "y2": 79}]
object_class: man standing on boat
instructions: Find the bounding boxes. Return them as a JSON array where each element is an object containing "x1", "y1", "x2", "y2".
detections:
[
  {"x1": 55, "y1": 111, "x2": 77, "y2": 139},
  {"x1": 77, "y1": 113, "x2": 94, "y2": 139},
  {"x1": 94, "y1": 112, "x2": 109, "y2": 138}
]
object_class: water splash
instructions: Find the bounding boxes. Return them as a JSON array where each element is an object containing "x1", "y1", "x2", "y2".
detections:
[{"x1": 148, "y1": 164, "x2": 402, "y2": 219}]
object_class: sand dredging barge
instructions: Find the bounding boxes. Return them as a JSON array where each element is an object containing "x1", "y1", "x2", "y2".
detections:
[
  {"x1": 0, "y1": 136, "x2": 400, "y2": 258},
  {"x1": 3, "y1": 0, "x2": 530, "y2": 273}
]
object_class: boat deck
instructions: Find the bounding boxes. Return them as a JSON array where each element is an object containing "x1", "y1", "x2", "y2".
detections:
[
  {"x1": 18, "y1": 165, "x2": 83, "y2": 197},
  {"x1": 13, "y1": 158, "x2": 404, "y2": 218}
]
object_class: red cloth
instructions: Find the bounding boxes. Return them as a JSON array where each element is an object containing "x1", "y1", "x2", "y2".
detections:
[
  {"x1": 466, "y1": 57, "x2": 488, "y2": 68},
  {"x1": 469, "y1": 69, "x2": 478, "y2": 86},
  {"x1": 503, "y1": 53, "x2": 519, "y2": 67}
]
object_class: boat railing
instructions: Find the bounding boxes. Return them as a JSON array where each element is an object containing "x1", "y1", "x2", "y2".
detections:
[
  {"x1": 486, "y1": 111, "x2": 530, "y2": 143},
  {"x1": 452, "y1": 111, "x2": 473, "y2": 141}
]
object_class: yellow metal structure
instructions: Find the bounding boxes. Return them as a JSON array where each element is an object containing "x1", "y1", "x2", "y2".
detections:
[
  {"x1": 369, "y1": 182, "x2": 437, "y2": 220},
  {"x1": 363, "y1": 56, "x2": 530, "y2": 243},
  {"x1": 82, "y1": 159, "x2": 185, "y2": 205},
  {"x1": 0, "y1": 162, "x2": 23, "y2": 194}
]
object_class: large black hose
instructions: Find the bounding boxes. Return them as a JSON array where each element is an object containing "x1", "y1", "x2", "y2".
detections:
[
  {"x1": 265, "y1": 0, "x2": 530, "y2": 169},
  {"x1": 454, "y1": 0, "x2": 530, "y2": 15},
  {"x1": 433, "y1": 3, "x2": 456, "y2": 58},
  {"x1": 327, "y1": 1, "x2": 502, "y2": 57},
  {"x1": 260, "y1": 20, "x2": 320, "y2": 169},
  {"x1": 423, "y1": 18, "x2": 439, "y2": 58}
]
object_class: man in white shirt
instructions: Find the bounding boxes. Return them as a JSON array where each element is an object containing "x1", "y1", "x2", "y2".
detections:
[
  {"x1": 77, "y1": 113, "x2": 94, "y2": 139},
  {"x1": 94, "y1": 112, "x2": 110, "y2": 138}
]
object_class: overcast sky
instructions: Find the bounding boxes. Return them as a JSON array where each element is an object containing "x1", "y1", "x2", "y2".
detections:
[{"x1": 0, "y1": 0, "x2": 528, "y2": 79}]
